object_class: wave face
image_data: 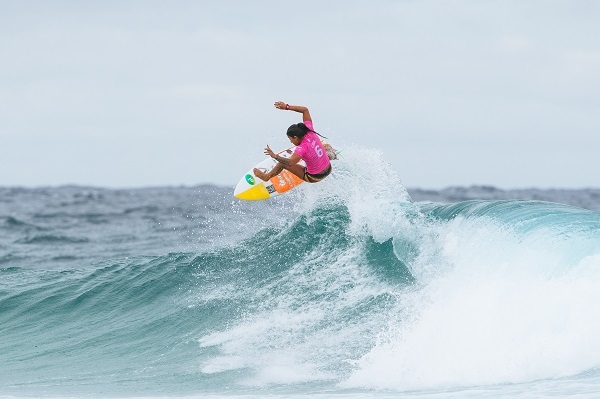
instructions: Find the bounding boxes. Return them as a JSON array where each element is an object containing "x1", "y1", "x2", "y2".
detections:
[{"x1": 1, "y1": 149, "x2": 600, "y2": 398}]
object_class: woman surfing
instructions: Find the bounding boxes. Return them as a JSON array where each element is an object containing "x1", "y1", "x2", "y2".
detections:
[{"x1": 253, "y1": 101, "x2": 333, "y2": 184}]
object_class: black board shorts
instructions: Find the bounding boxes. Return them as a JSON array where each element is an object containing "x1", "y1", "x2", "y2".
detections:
[{"x1": 303, "y1": 164, "x2": 332, "y2": 183}]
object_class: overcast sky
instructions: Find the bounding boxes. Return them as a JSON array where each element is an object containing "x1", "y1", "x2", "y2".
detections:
[{"x1": 1, "y1": 0, "x2": 599, "y2": 189}]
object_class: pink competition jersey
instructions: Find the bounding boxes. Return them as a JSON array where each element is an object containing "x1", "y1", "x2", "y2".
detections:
[{"x1": 293, "y1": 120, "x2": 331, "y2": 175}]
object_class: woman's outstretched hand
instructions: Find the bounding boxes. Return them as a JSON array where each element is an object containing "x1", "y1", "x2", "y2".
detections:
[
  {"x1": 274, "y1": 101, "x2": 287, "y2": 110},
  {"x1": 264, "y1": 145, "x2": 276, "y2": 158}
]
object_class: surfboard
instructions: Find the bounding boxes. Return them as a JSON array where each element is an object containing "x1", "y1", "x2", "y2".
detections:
[{"x1": 233, "y1": 147, "x2": 305, "y2": 201}]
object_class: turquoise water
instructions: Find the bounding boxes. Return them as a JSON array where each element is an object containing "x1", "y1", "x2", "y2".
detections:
[{"x1": 2, "y1": 150, "x2": 600, "y2": 398}]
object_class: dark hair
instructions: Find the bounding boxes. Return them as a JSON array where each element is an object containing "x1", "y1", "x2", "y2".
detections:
[{"x1": 286, "y1": 123, "x2": 329, "y2": 139}]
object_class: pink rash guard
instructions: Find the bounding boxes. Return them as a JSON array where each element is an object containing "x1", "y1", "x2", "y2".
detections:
[{"x1": 293, "y1": 120, "x2": 331, "y2": 175}]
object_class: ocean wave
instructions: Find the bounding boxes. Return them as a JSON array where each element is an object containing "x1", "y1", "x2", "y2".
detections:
[{"x1": 1, "y1": 150, "x2": 600, "y2": 396}]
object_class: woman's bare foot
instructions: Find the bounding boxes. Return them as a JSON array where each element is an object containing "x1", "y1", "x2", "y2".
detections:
[{"x1": 253, "y1": 168, "x2": 270, "y2": 182}]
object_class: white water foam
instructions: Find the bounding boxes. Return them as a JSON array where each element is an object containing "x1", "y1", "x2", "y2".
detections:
[
  {"x1": 197, "y1": 242, "x2": 390, "y2": 387},
  {"x1": 344, "y1": 212, "x2": 600, "y2": 390}
]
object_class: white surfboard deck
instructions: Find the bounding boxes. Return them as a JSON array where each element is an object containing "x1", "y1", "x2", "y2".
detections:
[{"x1": 233, "y1": 147, "x2": 306, "y2": 201}]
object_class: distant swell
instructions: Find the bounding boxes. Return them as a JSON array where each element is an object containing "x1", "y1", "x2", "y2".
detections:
[
  {"x1": 16, "y1": 234, "x2": 91, "y2": 245},
  {"x1": 0, "y1": 216, "x2": 42, "y2": 231}
]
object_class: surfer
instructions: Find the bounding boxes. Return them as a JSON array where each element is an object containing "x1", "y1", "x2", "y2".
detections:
[{"x1": 253, "y1": 101, "x2": 332, "y2": 184}]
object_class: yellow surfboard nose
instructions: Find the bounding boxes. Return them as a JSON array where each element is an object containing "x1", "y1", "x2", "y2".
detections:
[{"x1": 234, "y1": 183, "x2": 271, "y2": 200}]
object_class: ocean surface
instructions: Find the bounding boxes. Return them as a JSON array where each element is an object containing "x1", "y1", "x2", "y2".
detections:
[{"x1": 2, "y1": 148, "x2": 600, "y2": 399}]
